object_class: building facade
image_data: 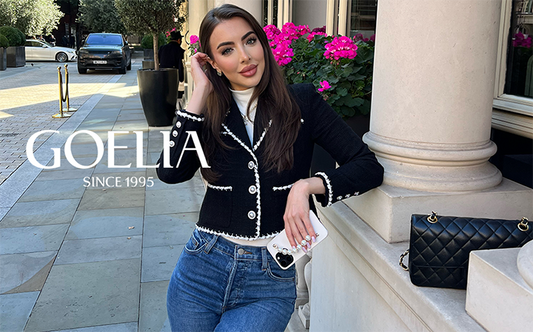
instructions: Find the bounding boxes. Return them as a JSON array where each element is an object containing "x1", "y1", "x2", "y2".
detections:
[{"x1": 183, "y1": 1, "x2": 533, "y2": 331}]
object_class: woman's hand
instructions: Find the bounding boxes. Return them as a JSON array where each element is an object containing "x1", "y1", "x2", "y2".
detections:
[
  {"x1": 187, "y1": 52, "x2": 214, "y2": 115},
  {"x1": 283, "y1": 179, "x2": 321, "y2": 253},
  {"x1": 190, "y1": 52, "x2": 213, "y2": 93}
]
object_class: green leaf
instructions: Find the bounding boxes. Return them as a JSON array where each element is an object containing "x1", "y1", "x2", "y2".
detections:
[{"x1": 336, "y1": 87, "x2": 348, "y2": 97}]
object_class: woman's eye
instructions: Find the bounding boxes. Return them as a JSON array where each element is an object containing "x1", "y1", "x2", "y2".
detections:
[
  {"x1": 221, "y1": 48, "x2": 232, "y2": 55},
  {"x1": 247, "y1": 37, "x2": 257, "y2": 45}
]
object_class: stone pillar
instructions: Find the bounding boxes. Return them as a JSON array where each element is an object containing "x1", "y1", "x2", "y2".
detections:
[
  {"x1": 346, "y1": 0, "x2": 533, "y2": 243},
  {"x1": 365, "y1": 0, "x2": 502, "y2": 192}
]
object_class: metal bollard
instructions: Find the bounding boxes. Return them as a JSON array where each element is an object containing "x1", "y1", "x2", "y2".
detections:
[
  {"x1": 64, "y1": 64, "x2": 77, "y2": 112},
  {"x1": 52, "y1": 67, "x2": 71, "y2": 118}
]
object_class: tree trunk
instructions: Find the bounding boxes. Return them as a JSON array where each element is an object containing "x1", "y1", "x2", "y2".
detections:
[{"x1": 153, "y1": 33, "x2": 159, "y2": 71}]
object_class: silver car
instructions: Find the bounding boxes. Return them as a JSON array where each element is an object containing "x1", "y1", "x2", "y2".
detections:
[{"x1": 24, "y1": 39, "x2": 77, "y2": 62}]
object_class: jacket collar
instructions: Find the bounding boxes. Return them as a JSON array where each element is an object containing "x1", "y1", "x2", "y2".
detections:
[{"x1": 224, "y1": 97, "x2": 271, "y2": 151}]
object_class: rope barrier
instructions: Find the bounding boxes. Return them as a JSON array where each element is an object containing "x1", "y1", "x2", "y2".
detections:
[{"x1": 52, "y1": 64, "x2": 77, "y2": 118}]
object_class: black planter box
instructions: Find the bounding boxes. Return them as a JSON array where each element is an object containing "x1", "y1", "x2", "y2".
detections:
[
  {"x1": 143, "y1": 49, "x2": 154, "y2": 60},
  {"x1": 142, "y1": 60, "x2": 155, "y2": 69},
  {"x1": 6, "y1": 46, "x2": 25, "y2": 67},
  {"x1": 0, "y1": 48, "x2": 6, "y2": 71},
  {"x1": 138, "y1": 68, "x2": 177, "y2": 127}
]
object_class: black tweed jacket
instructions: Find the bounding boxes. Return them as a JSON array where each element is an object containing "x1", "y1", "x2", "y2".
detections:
[{"x1": 156, "y1": 83, "x2": 383, "y2": 240}]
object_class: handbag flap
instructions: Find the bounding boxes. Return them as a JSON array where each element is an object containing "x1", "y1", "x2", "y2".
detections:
[{"x1": 408, "y1": 214, "x2": 532, "y2": 289}]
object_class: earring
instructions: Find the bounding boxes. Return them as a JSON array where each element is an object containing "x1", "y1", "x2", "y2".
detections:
[{"x1": 217, "y1": 70, "x2": 222, "y2": 76}]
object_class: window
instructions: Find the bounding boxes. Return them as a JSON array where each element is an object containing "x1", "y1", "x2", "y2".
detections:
[
  {"x1": 349, "y1": 0, "x2": 377, "y2": 38},
  {"x1": 504, "y1": 0, "x2": 533, "y2": 98},
  {"x1": 493, "y1": 0, "x2": 533, "y2": 139}
]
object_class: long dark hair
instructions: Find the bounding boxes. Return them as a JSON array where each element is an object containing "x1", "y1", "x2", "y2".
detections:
[{"x1": 199, "y1": 4, "x2": 301, "y2": 182}]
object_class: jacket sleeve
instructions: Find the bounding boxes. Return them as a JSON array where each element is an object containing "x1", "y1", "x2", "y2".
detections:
[
  {"x1": 156, "y1": 109, "x2": 205, "y2": 184},
  {"x1": 303, "y1": 84, "x2": 384, "y2": 207}
]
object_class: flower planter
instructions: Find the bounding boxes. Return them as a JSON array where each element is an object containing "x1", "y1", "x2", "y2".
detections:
[
  {"x1": 0, "y1": 48, "x2": 6, "y2": 71},
  {"x1": 137, "y1": 68, "x2": 177, "y2": 126},
  {"x1": 6, "y1": 46, "x2": 25, "y2": 67}
]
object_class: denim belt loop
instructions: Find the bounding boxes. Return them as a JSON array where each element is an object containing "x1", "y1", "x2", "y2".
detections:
[
  {"x1": 204, "y1": 234, "x2": 219, "y2": 254},
  {"x1": 261, "y1": 247, "x2": 268, "y2": 271}
]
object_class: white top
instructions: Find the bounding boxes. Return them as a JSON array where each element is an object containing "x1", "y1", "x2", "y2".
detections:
[
  {"x1": 223, "y1": 87, "x2": 271, "y2": 247},
  {"x1": 230, "y1": 87, "x2": 257, "y2": 145}
]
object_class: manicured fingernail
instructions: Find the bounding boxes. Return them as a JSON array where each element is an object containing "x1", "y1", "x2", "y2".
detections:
[
  {"x1": 302, "y1": 247, "x2": 307, "y2": 253},
  {"x1": 307, "y1": 243, "x2": 311, "y2": 249},
  {"x1": 312, "y1": 236, "x2": 316, "y2": 243}
]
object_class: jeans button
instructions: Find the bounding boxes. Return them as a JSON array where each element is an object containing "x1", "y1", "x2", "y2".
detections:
[{"x1": 238, "y1": 248, "x2": 245, "y2": 255}]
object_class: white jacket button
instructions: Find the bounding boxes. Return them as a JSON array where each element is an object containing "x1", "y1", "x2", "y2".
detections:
[
  {"x1": 248, "y1": 185, "x2": 257, "y2": 194},
  {"x1": 169, "y1": 141, "x2": 175, "y2": 148},
  {"x1": 172, "y1": 130, "x2": 178, "y2": 137},
  {"x1": 248, "y1": 161, "x2": 255, "y2": 169},
  {"x1": 247, "y1": 211, "x2": 256, "y2": 219}
]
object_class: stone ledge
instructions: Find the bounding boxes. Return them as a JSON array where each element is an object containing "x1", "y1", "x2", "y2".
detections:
[
  {"x1": 344, "y1": 179, "x2": 533, "y2": 243},
  {"x1": 311, "y1": 202, "x2": 484, "y2": 332},
  {"x1": 466, "y1": 248, "x2": 533, "y2": 332}
]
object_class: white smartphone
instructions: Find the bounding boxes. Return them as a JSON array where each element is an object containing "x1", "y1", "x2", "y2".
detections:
[{"x1": 267, "y1": 210, "x2": 328, "y2": 270}]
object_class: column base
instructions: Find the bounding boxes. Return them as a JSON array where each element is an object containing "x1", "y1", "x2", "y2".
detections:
[
  {"x1": 466, "y1": 248, "x2": 533, "y2": 332},
  {"x1": 344, "y1": 178, "x2": 533, "y2": 243}
]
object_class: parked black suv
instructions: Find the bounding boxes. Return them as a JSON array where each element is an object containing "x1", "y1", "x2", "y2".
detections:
[{"x1": 77, "y1": 33, "x2": 131, "y2": 74}]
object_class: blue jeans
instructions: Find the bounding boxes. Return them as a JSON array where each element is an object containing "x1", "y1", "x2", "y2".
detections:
[{"x1": 167, "y1": 229, "x2": 297, "y2": 332}]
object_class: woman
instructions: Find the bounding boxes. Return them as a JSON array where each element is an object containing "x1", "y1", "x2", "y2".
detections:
[{"x1": 157, "y1": 4, "x2": 383, "y2": 332}]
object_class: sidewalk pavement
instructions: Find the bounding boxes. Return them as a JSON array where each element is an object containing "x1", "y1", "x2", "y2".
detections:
[{"x1": 0, "y1": 56, "x2": 205, "y2": 331}]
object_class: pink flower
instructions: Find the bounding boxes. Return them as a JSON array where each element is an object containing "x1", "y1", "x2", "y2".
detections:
[
  {"x1": 312, "y1": 26, "x2": 326, "y2": 33},
  {"x1": 264, "y1": 25, "x2": 281, "y2": 40},
  {"x1": 318, "y1": 81, "x2": 331, "y2": 92},
  {"x1": 324, "y1": 36, "x2": 358, "y2": 60},
  {"x1": 272, "y1": 40, "x2": 294, "y2": 66},
  {"x1": 190, "y1": 35, "x2": 199, "y2": 44},
  {"x1": 307, "y1": 31, "x2": 326, "y2": 42},
  {"x1": 513, "y1": 32, "x2": 532, "y2": 48}
]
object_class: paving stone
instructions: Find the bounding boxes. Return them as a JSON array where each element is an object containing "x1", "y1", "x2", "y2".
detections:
[
  {"x1": 51, "y1": 322, "x2": 138, "y2": 332},
  {"x1": 45, "y1": 156, "x2": 99, "y2": 171},
  {"x1": 144, "y1": 187, "x2": 205, "y2": 215},
  {"x1": 0, "y1": 250, "x2": 56, "y2": 294},
  {"x1": 66, "y1": 207, "x2": 143, "y2": 240},
  {"x1": 141, "y1": 245, "x2": 184, "y2": 282},
  {"x1": 0, "y1": 199, "x2": 79, "y2": 228},
  {"x1": 139, "y1": 280, "x2": 171, "y2": 332},
  {"x1": 78, "y1": 187, "x2": 144, "y2": 210},
  {"x1": 0, "y1": 224, "x2": 69, "y2": 254},
  {"x1": 146, "y1": 168, "x2": 205, "y2": 191},
  {"x1": 19, "y1": 178, "x2": 86, "y2": 202},
  {"x1": 35, "y1": 168, "x2": 94, "y2": 181},
  {"x1": 143, "y1": 213, "x2": 196, "y2": 248},
  {"x1": 24, "y1": 259, "x2": 140, "y2": 332},
  {"x1": 0, "y1": 291, "x2": 40, "y2": 332},
  {"x1": 56, "y1": 235, "x2": 142, "y2": 265}
]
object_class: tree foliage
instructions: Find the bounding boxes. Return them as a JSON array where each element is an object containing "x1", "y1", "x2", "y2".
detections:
[
  {"x1": 78, "y1": 0, "x2": 126, "y2": 34},
  {"x1": 0, "y1": 0, "x2": 63, "y2": 36},
  {"x1": 114, "y1": 0, "x2": 185, "y2": 70}
]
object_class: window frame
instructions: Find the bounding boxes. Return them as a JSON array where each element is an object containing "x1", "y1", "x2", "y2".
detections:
[{"x1": 493, "y1": 0, "x2": 533, "y2": 138}]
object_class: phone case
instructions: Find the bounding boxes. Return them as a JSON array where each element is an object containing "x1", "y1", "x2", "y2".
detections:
[{"x1": 267, "y1": 210, "x2": 328, "y2": 270}]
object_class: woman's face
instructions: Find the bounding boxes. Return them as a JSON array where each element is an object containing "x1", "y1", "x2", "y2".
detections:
[{"x1": 208, "y1": 17, "x2": 265, "y2": 91}]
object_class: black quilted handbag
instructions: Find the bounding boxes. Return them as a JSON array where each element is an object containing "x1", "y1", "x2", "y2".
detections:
[{"x1": 399, "y1": 212, "x2": 532, "y2": 289}]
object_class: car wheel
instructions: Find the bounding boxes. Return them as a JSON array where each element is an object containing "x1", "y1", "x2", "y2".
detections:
[
  {"x1": 56, "y1": 52, "x2": 68, "y2": 62},
  {"x1": 78, "y1": 67, "x2": 87, "y2": 74}
]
